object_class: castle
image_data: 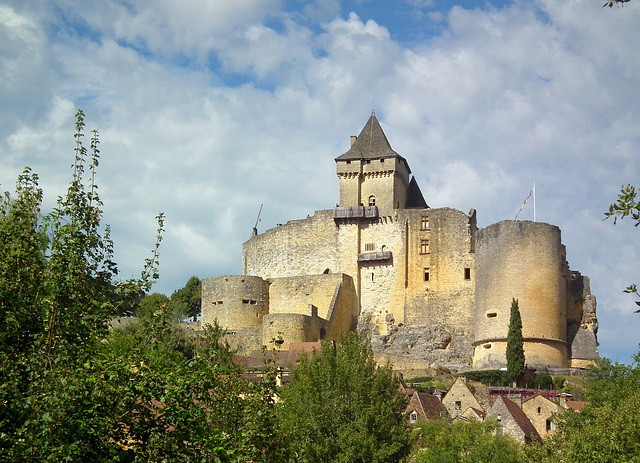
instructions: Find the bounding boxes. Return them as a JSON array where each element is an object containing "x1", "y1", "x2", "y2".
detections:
[{"x1": 202, "y1": 112, "x2": 599, "y2": 373}]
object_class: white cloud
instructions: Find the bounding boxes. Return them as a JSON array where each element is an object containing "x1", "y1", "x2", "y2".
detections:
[{"x1": 1, "y1": 0, "x2": 640, "y2": 363}]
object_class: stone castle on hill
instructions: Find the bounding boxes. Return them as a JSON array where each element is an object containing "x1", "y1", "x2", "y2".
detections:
[{"x1": 202, "y1": 112, "x2": 599, "y2": 373}]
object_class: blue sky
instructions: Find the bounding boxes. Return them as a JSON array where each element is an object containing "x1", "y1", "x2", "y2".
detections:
[{"x1": 1, "y1": 0, "x2": 640, "y2": 364}]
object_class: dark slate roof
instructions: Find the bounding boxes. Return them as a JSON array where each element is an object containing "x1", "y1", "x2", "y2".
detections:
[
  {"x1": 570, "y1": 326, "x2": 599, "y2": 359},
  {"x1": 406, "y1": 177, "x2": 429, "y2": 209},
  {"x1": 335, "y1": 112, "x2": 407, "y2": 165}
]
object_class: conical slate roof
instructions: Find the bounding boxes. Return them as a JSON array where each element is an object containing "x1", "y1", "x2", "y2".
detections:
[{"x1": 335, "y1": 112, "x2": 406, "y2": 164}]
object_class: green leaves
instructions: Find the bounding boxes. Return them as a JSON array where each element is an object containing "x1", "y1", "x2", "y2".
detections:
[
  {"x1": 277, "y1": 332, "x2": 411, "y2": 463},
  {"x1": 506, "y1": 298, "x2": 525, "y2": 385}
]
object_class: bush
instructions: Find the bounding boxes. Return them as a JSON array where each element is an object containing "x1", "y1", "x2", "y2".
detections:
[
  {"x1": 533, "y1": 372, "x2": 553, "y2": 389},
  {"x1": 461, "y1": 369, "x2": 511, "y2": 386}
]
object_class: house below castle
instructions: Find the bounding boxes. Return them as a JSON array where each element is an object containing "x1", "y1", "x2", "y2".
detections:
[{"x1": 202, "y1": 112, "x2": 599, "y2": 373}]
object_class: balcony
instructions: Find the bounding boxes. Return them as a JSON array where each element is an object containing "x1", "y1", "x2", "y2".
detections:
[
  {"x1": 333, "y1": 205, "x2": 379, "y2": 220},
  {"x1": 357, "y1": 251, "x2": 392, "y2": 262}
]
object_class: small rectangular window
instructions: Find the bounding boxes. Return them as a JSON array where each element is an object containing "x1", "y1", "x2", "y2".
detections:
[
  {"x1": 424, "y1": 268, "x2": 430, "y2": 282},
  {"x1": 455, "y1": 401, "x2": 461, "y2": 410},
  {"x1": 365, "y1": 243, "x2": 375, "y2": 252},
  {"x1": 420, "y1": 239, "x2": 429, "y2": 254},
  {"x1": 421, "y1": 216, "x2": 429, "y2": 230},
  {"x1": 464, "y1": 268, "x2": 471, "y2": 280}
]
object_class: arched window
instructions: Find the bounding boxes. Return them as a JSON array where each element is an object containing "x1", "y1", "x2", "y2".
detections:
[{"x1": 368, "y1": 196, "x2": 376, "y2": 207}]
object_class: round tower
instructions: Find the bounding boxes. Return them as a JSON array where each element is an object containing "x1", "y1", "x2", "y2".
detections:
[
  {"x1": 472, "y1": 220, "x2": 568, "y2": 370},
  {"x1": 201, "y1": 275, "x2": 269, "y2": 330}
]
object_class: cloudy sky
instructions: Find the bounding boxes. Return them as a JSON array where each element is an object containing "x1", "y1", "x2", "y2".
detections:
[{"x1": 2, "y1": 0, "x2": 639, "y2": 363}]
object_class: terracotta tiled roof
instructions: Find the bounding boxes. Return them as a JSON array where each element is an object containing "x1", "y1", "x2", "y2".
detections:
[
  {"x1": 406, "y1": 391, "x2": 447, "y2": 421},
  {"x1": 335, "y1": 112, "x2": 406, "y2": 165},
  {"x1": 501, "y1": 397, "x2": 541, "y2": 443},
  {"x1": 564, "y1": 401, "x2": 590, "y2": 413}
]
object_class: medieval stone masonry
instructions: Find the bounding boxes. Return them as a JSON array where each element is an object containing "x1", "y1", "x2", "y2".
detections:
[{"x1": 202, "y1": 112, "x2": 599, "y2": 373}]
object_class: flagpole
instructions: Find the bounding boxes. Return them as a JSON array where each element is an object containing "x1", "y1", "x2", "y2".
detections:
[{"x1": 533, "y1": 181, "x2": 536, "y2": 223}]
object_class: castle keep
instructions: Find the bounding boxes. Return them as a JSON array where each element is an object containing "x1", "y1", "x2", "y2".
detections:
[{"x1": 202, "y1": 113, "x2": 599, "y2": 372}]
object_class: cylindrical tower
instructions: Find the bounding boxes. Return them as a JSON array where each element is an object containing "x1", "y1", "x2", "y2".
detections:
[
  {"x1": 201, "y1": 275, "x2": 269, "y2": 330},
  {"x1": 472, "y1": 220, "x2": 567, "y2": 370}
]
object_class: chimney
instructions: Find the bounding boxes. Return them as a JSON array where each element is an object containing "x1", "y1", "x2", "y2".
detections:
[{"x1": 350, "y1": 135, "x2": 357, "y2": 146}]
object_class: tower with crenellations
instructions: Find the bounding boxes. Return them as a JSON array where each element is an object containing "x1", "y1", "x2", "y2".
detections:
[{"x1": 202, "y1": 112, "x2": 599, "y2": 374}]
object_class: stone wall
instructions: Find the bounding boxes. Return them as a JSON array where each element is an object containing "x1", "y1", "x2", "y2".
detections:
[
  {"x1": 473, "y1": 220, "x2": 568, "y2": 369},
  {"x1": 201, "y1": 275, "x2": 269, "y2": 330},
  {"x1": 242, "y1": 210, "x2": 339, "y2": 278}
]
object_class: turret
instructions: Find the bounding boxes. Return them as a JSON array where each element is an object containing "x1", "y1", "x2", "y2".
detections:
[{"x1": 334, "y1": 111, "x2": 425, "y2": 217}]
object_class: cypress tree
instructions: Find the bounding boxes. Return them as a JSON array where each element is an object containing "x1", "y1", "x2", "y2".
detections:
[{"x1": 506, "y1": 298, "x2": 525, "y2": 385}]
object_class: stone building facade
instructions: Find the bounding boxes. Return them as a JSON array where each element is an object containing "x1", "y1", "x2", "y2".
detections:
[{"x1": 202, "y1": 112, "x2": 599, "y2": 371}]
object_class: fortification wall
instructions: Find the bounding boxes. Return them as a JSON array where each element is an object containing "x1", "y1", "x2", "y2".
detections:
[
  {"x1": 268, "y1": 274, "x2": 343, "y2": 319},
  {"x1": 261, "y1": 312, "x2": 322, "y2": 351},
  {"x1": 473, "y1": 220, "x2": 568, "y2": 369},
  {"x1": 243, "y1": 210, "x2": 339, "y2": 278},
  {"x1": 357, "y1": 217, "x2": 406, "y2": 332},
  {"x1": 403, "y1": 208, "x2": 476, "y2": 337},
  {"x1": 201, "y1": 275, "x2": 269, "y2": 330}
]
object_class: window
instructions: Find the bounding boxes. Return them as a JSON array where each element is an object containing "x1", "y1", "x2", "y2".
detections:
[
  {"x1": 546, "y1": 420, "x2": 552, "y2": 432},
  {"x1": 486, "y1": 312, "x2": 497, "y2": 318},
  {"x1": 420, "y1": 239, "x2": 430, "y2": 254},
  {"x1": 380, "y1": 158, "x2": 385, "y2": 163},
  {"x1": 368, "y1": 196, "x2": 376, "y2": 206},
  {"x1": 421, "y1": 216, "x2": 430, "y2": 230},
  {"x1": 410, "y1": 411, "x2": 418, "y2": 423},
  {"x1": 538, "y1": 407, "x2": 542, "y2": 414},
  {"x1": 455, "y1": 401, "x2": 461, "y2": 410},
  {"x1": 464, "y1": 268, "x2": 471, "y2": 280},
  {"x1": 365, "y1": 242, "x2": 375, "y2": 251},
  {"x1": 424, "y1": 268, "x2": 430, "y2": 282}
]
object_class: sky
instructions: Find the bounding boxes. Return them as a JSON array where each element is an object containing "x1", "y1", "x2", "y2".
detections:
[{"x1": 1, "y1": 0, "x2": 639, "y2": 364}]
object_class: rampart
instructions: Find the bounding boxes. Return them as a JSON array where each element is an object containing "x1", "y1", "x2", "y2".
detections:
[{"x1": 473, "y1": 220, "x2": 568, "y2": 369}]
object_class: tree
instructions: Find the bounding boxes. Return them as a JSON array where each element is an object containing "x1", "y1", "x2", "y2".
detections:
[
  {"x1": 605, "y1": 184, "x2": 640, "y2": 310},
  {"x1": 170, "y1": 275, "x2": 201, "y2": 321},
  {"x1": 277, "y1": 332, "x2": 412, "y2": 463},
  {"x1": 0, "y1": 111, "x2": 284, "y2": 461},
  {"x1": 506, "y1": 298, "x2": 525, "y2": 385},
  {"x1": 413, "y1": 419, "x2": 521, "y2": 463},
  {"x1": 522, "y1": 352, "x2": 640, "y2": 463}
]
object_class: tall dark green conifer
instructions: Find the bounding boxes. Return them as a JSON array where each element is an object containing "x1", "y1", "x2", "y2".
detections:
[{"x1": 506, "y1": 298, "x2": 525, "y2": 385}]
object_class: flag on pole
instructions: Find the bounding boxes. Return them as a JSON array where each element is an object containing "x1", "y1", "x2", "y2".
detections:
[{"x1": 515, "y1": 189, "x2": 533, "y2": 220}]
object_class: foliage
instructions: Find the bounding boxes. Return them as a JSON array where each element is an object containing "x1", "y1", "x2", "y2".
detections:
[
  {"x1": 532, "y1": 372, "x2": 553, "y2": 390},
  {"x1": 605, "y1": 184, "x2": 640, "y2": 310},
  {"x1": 0, "y1": 111, "x2": 283, "y2": 462},
  {"x1": 412, "y1": 419, "x2": 521, "y2": 463},
  {"x1": 522, "y1": 351, "x2": 640, "y2": 463},
  {"x1": 170, "y1": 275, "x2": 201, "y2": 321},
  {"x1": 461, "y1": 369, "x2": 511, "y2": 387},
  {"x1": 506, "y1": 298, "x2": 525, "y2": 385},
  {"x1": 276, "y1": 332, "x2": 412, "y2": 463},
  {"x1": 553, "y1": 375, "x2": 566, "y2": 391},
  {"x1": 138, "y1": 292, "x2": 172, "y2": 319}
]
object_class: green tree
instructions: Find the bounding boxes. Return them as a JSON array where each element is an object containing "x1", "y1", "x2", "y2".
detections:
[
  {"x1": 522, "y1": 352, "x2": 640, "y2": 463},
  {"x1": 605, "y1": 184, "x2": 640, "y2": 310},
  {"x1": 277, "y1": 332, "x2": 411, "y2": 463},
  {"x1": 0, "y1": 111, "x2": 283, "y2": 462},
  {"x1": 413, "y1": 419, "x2": 521, "y2": 463},
  {"x1": 506, "y1": 298, "x2": 525, "y2": 385},
  {"x1": 170, "y1": 275, "x2": 201, "y2": 321},
  {"x1": 138, "y1": 291, "x2": 171, "y2": 319}
]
